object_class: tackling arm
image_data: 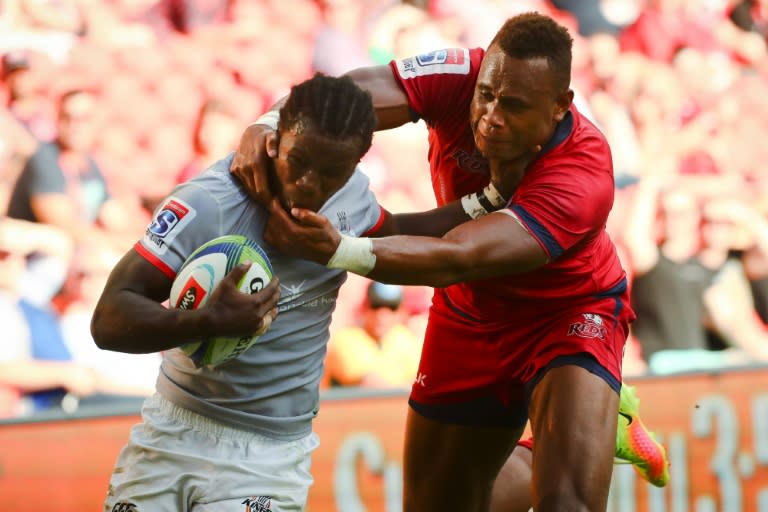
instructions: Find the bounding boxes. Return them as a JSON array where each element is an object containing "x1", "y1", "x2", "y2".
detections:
[
  {"x1": 255, "y1": 65, "x2": 413, "y2": 131},
  {"x1": 265, "y1": 202, "x2": 548, "y2": 288},
  {"x1": 363, "y1": 211, "x2": 548, "y2": 287},
  {"x1": 344, "y1": 65, "x2": 414, "y2": 130}
]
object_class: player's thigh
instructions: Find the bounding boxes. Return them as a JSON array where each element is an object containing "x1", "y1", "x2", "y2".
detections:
[
  {"x1": 490, "y1": 444, "x2": 533, "y2": 512},
  {"x1": 403, "y1": 406, "x2": 524, "y2": 512},
  {"x1": 528, "y1": 364, "x2": 619, "y2": 510}
]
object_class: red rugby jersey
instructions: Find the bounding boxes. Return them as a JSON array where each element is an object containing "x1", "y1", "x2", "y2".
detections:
[{"x1": 390, "y1": 48, "x2": 630, "y2": 320}]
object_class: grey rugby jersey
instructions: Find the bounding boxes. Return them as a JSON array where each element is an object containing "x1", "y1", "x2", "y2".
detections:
[{"x1": 137, "y1": 154, "x2": 382, "y2": 440}]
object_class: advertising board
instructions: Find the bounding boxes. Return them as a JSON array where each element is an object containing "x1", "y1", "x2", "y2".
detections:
[{"x1": 0, "y1": 367, "x2": 766, "y2": 511}]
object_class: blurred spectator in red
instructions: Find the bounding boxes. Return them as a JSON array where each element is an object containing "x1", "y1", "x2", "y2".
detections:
[
  {"x1": 2, "y1": 50, "x2": 55, "y2": 141},
  {"x1": 176, "y1": 98, "x2": 240, "y2": 183},
  {"x1": 312, "y1": 0, "x2": 374, "y2": 75},
  {"x1": 142, "y1": 97, "x2": 241, "y2": 212},
  {"x1": 164, "y1": 0, "x2": 230, "y2": 34},
  {"x1": 619, "y1": 0, "x2": 767, "y2": 65},
  {"x1": 0, "y1": 51, "x2": 45, "y2": 205},
  {"x1": 324, "y1": 281, "x2": 423, "y2": 389}
]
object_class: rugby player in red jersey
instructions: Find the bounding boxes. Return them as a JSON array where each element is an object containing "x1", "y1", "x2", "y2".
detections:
[{"x1": 232, "y1": 12, "x2": 668, "y2": 512}]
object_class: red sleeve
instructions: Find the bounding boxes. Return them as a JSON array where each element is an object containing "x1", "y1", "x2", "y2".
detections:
[
  {"x1": 388, "y1": 48, "x2": 482, "y2": 124},
  {"x1": 362, "y1": 206, "x2": 386, "y2": 237},
  {"x1": 134, "y1": 242, "x2": 176, "y2": 279},
  {"x1": 510, "y1": 138, "x2": 614, "y2": 261},
  {"x1": 517, "y1": 437, "x2": 534, "y2": 451}
]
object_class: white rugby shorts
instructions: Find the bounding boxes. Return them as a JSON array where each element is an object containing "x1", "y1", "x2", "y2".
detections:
[{"x1": 104, "y1": 393, "x2": 319, "y2": 512}]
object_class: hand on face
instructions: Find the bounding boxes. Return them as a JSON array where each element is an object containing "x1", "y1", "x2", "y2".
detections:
[
  {"x1": 489, "y1": 144, "x2": 541, "y2": 199},
  {"x1": 264, "y1": 198, "x2": 341, "y2": 264},
  {"x1": 203, "y1": 261, "x2": 281, "y2": 338},
  {"x1": 230, "y1": 124, "x2": 278, "y2": 207}
]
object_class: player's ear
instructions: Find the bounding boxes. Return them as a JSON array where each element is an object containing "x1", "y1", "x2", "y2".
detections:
[
  {"x1": 554, "y1": 89, "x2": 574, "y2": 122},
  {"x1": 266, "y1": 131, "x2": 280, "y2": 156}
]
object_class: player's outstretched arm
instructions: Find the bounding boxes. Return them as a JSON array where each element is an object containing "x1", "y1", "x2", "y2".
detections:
[
  {"x1": 231, "y1": 65, "x2": 412, "y2": 205},
  {"x1": 263, "y1": 176, "x2": 509, "y2": 262},
  {"x1": 346, "y1": 212, "x2": 548, "y2": 287},
  {"x1": 265, "y1": 198, "x2": 547, "y2": 287},
  {"x1": 91, "y1": 250, "x2": 280, "y2": 354}
]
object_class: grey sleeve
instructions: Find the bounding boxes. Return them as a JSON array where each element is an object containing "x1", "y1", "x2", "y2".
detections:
[
  {"x1": 137, "y1": 182, "x2": 224, "y2": 276},
  {"x1": 327, "y1": 168, "x2": 382, "y2": 236}
]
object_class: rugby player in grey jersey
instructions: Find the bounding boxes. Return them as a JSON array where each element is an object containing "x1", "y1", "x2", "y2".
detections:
[{"x1": 91, "y1": 73, "x2": 527, "y2": 512}]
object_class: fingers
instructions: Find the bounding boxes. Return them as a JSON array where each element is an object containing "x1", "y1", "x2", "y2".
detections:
[
  {"x1": 253, "y1": 307, "x2": 278, "y2": 336},
  {"x1": 260, "y1": 276, "x2": 281, "y2": 302},
  {"x1": 224, "y1": 261, "x2": 253, "y2": 285},
  {"x1": 290, "y1": 208, "x2": 328, "y2": 227},
  {"x1": 229, "y1": 125, "x2": 275, "y2": 206},
  {"x1": 269, "y1": 198, "x2": 291, "y2": 220}
]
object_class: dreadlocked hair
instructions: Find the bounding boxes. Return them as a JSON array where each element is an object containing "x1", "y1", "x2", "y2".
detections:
[
  {"x1": 490, "y1": 12, "x2": 573, "y2": 93},
  {"x1": 279, "y1": 73, "x2": 376, "y2": 159}
]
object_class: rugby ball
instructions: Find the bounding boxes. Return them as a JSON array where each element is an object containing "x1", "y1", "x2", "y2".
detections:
[{"x1": 169, "y1": 235, "x2": 273, "y2": 366}]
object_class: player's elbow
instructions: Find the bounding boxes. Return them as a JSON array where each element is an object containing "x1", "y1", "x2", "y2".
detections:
[
  {"x1": 90, "y1": 302, "x2": 121, "y2": 351},
  {"x1": 90, "y1": 307, "x2": 109, "y2": 350}
]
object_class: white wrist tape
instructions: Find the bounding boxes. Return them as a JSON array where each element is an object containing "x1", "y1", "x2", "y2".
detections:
[
  {"x1": 326, "y1": 234, "x2": 376, "y2": 275},
  {"x1": 461, "y1": 182, "x2": 510, "y2": 219},
  {"x1": 250, "y1": 110, "x2": 279, "y2": 130},
  {"x1": 461, "y1": 192, "x2": 488, "y2": 219},
  {"x1": 484, "y1": 182, "x2": 507, "y2": 208}
]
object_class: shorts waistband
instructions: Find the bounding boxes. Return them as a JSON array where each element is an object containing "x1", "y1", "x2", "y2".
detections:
[{"x1": 147, "y1": 393, "x2": 287, "y2": 444}]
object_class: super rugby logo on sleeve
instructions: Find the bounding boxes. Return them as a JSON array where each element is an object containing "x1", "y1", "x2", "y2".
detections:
[
  {"x1": 396, "y1": 48, "x2": 470, "y2": 79},
  {"x1": 144, "y1": 197, "x2": 196, "y2": 254}
]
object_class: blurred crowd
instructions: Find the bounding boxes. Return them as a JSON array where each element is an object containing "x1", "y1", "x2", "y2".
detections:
[{"x1": 1, "y1": 0, "x2": 767, "y2": 418}]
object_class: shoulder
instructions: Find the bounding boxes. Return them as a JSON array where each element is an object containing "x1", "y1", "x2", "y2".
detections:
[
  {"x1": 182, "y1": 155, "x2": 248, "y2": 199},
  {"x1": 570, "y1": 106, "x2": 612, "y2": 157},
  {"x1": 538, "y1": 107, "x2": 612, "y2": 175}
]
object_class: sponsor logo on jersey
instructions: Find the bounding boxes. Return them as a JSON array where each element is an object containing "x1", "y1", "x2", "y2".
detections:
[
  {"x1": 143, "y1": 196, "x2": 196, "y2": 255},
  {"x1": 281, "y1": 280, "x2": 306, "y2": 300},
  {"x1": 337, "y1": 210, "x2": 350, "y2": 234},
  {"x1": 242, "y1": 496, "x2": 272, "y2": 512},
  {"x1": 567, "y1": 313, "x2": 607, "y2": 340},
  {"x1": 396, "y1": 48, "x2": 471, "y2": 79},
  {"x1": 415, "y1": 48, "x2": 463, "y2": 66},
  {"x1": 149, "y1": 199, "x2": 190, "y2": 237},
  {"x1": 451, "y1": 148, "x2": 490, "y2": 175},
  {"x1": 174, "y1": 276, "x2": 207, "y2": 310}
]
